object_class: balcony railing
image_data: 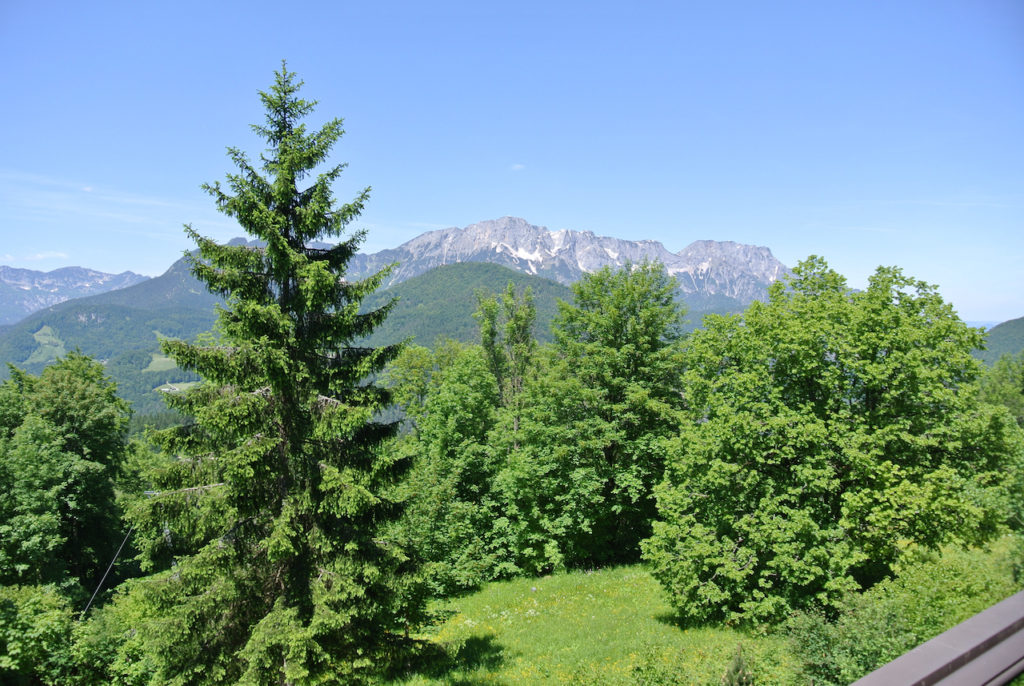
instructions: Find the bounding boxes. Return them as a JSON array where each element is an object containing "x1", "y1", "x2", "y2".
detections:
[{"x1": 853, "y1": 589, "x2": 1024, "y2": 686}]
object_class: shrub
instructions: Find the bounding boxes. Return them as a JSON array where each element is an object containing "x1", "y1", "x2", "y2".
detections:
[{"x1": 789, "y1": 539, "x2": 1022, "y2": 685}]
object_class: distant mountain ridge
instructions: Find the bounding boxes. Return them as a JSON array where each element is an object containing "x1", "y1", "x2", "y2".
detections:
[
  {"x1": 0, "y1": 217, "x2": 796, "y2": 413},
  {"x1": 0, "y1": 255, "x2": 220, "y2": 413},
  {"x1": 0, "y1": 265, "x2": 149, "y2": 325},
  {"x1": 976, "y1": 315, "x2": 1024, "y2": 365},
  {"x1": 349, "y1": 216, "x2": 789, "y2": 307}
]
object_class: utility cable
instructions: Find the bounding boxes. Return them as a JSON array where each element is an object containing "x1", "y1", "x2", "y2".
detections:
[
  {"x1": 78, "y1": 485, "x2": 224, "y2": 619},
  {"x1": 79, "y1": 525, "x2": 134, "y2": 621}
]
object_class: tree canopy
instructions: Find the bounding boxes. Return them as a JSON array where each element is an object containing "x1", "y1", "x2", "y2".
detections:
[
  {"x1": 0, "y1": 352, "x2": 130, "y2": 685},
  {"x1": 643, "y1": 257, "x2": 1020, "y2": 624},
  {"x1": 0, "y1": 352, "x2": 129, "y2": 595}
]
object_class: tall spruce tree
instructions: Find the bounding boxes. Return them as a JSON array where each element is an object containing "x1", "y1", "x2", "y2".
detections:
[{"x1": 120, "y1": 64, "x2": 420, "y2": 684}]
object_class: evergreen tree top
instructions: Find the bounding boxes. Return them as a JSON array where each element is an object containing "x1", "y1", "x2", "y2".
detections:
[{"x1": 201, "y1": 62, "x2": 369, "y2": 249}]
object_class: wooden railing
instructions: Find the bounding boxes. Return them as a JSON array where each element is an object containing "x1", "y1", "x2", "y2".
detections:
[{"x1": 853, "y1": 590, "x2": 1024, "y2": 685}]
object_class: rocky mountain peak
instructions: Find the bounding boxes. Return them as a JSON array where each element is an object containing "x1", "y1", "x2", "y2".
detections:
[
  {"x1": 348, "y1": 217, "x2": 790, "y2": 307},
  {"x1": 0, "y1": 266, "x2": 150, "y2": 325}
]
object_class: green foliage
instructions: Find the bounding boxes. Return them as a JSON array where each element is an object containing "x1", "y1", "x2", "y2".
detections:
[
  {"x1": 0, "y1": 353, "x2": 129, "y2": 685},
  {"x1": 385, "y1": 285, "x2": 548, "y2": 593},
  {"x1": 981, "y1": 352, "x2": 1024, "y2": 427},
  {"x1": 107, "y1": 64, "x2": 421, "y2": 684},
  {"x1": 788, "y1": 539, "x2": 1022, "y2": 685},
  {"x1": 0, "y1": 584, "x2": 75, "y2": 685},
  {"x1": 720, "y1": 645, "x2": 754, "y2": 686},
  {"x1": 644, "y1": 257, "x2": 1020, "y2": 625},
  {"x1": 0, "y1": 353, "x2": 129, "y2": 595},
  {"x1": 539, "y1": 260, "x2": 686, "y2": 563},
  {"x1": 387, "y1": 263, "x2": 688, "y2": 592},
  {"x1": 475, "y1": 281, "x2": 537, "y2": 414},
  {"x1": 127, "y1": 409, "x2": 186, "y2": 436},
  {"x1": 392, "y1": 342, "x2": 503, "y2": 594},
  {"x1": 0, "y1": 416, "x2": 71, "y2": 586},
  {"x1": 485, "y1": 348, "x2": 615, "y2": 574}
]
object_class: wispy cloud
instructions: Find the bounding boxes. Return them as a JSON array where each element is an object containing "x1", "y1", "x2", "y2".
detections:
[
  {"x1": 0, "y1": 168, "x2": 226, "y2": 236},
  {"x1": 0, "y1": 250, "x2": 69, "y2": 266},
  {"x1": 510, "y1": 163, "x2": 526, "y2": 172}
]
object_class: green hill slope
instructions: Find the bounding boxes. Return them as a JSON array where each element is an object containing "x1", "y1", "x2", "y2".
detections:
[
  {"x1": 0, "y1": 260, "x2": 574, "y2": 413},
  {"x1": 359, "y1": 261, "x2": 734, "y2": 347},
  {"x1": 0, "y1": 255, "x2": 738, "y2": 414},
  {"x1": 976, "y1": 316, "x2": 1024, "y2": 365},
  {"x1": 0, "y1": 256, "x2": 220, "y2": 414},
  {"x1": 361, "y1": 262, "x2": 572, "y2": 347}
]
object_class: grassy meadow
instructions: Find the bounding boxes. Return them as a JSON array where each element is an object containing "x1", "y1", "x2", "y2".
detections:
[{"x1": 391, "y1": 565, "x2": 801, "y2": 685}]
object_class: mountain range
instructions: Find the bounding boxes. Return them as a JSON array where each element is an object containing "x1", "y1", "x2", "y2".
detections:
[
  {"x1": 350, "y1": 216, "x2": 788, "y2": 310},
  {"x1": 1, "y1": 217, "x2": 790, "y2": 413},
  {"x1": 0, "y1": 266, "x2": 148, "y2": 325},
  {"x1": 5, "y1": 216, "x2": 1015, "y2": 416}
]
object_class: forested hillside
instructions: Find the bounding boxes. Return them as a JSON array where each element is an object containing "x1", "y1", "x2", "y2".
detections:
[
  {"x1": 0, "y1": 256, "x2": 218, "y2": 414},
  {"x1": 0, "y1": 259, "x2": 571, "y2": 414},
  {"x1": 359, "y1": 262, "x2": 571, "y2": 346},
  {"x1": 977, "y1": 315, "x2": 1024, "y2": 365}
]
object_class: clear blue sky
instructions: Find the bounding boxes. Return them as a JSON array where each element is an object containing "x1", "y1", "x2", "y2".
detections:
[{"x1": 1, "y1": 1, "x2": 1021, "y2": 322}]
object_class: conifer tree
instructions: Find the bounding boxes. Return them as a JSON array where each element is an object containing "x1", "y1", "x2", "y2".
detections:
[{"x1": 120, "y1": 64, "x2": 420, "y2": 684}]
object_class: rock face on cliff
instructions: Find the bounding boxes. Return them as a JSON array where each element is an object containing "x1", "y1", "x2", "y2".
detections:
[
  {"x1": 349, "y1": 216, "x2": 789, "y2": 307},
  {"x1": 0, "y1": 266, "x2": 149, "y2": 325}
]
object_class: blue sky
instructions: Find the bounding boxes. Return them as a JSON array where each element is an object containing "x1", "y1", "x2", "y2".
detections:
[{"x1": 1, "y1": 1, "x2": 1021, "y2": 322}]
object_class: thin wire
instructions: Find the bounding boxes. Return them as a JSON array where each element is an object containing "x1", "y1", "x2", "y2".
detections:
[
  {"x1": 78, "y1": 485, "x2": 223, "y2": 619},
  {"x1": 79, "y1": 525, "x2": 135, "y2": 621}
]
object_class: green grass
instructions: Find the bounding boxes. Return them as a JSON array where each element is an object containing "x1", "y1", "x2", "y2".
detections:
[
  {"x1": 143, "y1": 353, "x2": 178, "y2": 373},
  {"x1": 25, "y1": 325, "x2": 66, "y2": 364},
  {"x1": 390, "y1": 565, "x2": 800, "y2": 685}
]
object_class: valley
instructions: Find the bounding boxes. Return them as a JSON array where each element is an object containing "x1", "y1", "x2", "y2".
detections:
[{"x1": 0, "y1": 218, "x2": 800, "y2": 415}]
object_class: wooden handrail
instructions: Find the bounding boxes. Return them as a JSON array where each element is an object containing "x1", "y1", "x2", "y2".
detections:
[{"x1": 852, "y1": 590, "x2": 1024, "y2": 686}]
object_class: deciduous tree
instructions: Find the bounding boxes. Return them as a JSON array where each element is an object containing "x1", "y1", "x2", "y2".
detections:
[
  {"x1": 0, "y1": 353, "x2": 129, "y2": 595},
  {"x1": 0, "y1": 352, "x2": 129, "y2": 685},
  {"x1": 548, "y1": 261, "x2": 685, "y2": 561},
  {"x1": 980, "y1": 352, "x2": 1024, "y2": 427},
  {"x1": 487, "y1": 262, "x2": 685, "y2": 569},
  {"x1": 643, "y1": 257, "x2": 1019, "y2": 624}
]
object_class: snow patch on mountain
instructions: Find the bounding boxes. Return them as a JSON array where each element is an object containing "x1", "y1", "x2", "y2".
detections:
[{"x1": 348, "y1": 217, "x2": 790, "y2": 306}]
